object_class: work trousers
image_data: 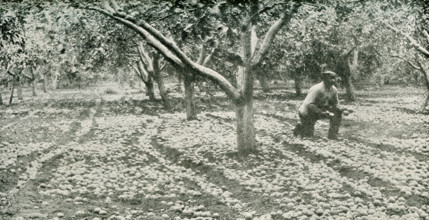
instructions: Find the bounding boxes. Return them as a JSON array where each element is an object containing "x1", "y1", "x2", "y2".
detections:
[{"x1": 296, "y1": 106, "x2": 342, "y2": 139}]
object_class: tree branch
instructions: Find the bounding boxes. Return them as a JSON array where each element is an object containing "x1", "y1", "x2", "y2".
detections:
[
  {"x1": 87, "y1": 6, "x2": 240, "y2": 101},
  {"x1": 138, "y1": 43, "x2": 153, "y2": 72},
  {"x1": 21, "y1": 71, "x2": 34, "y2": 80},
  {"x1": 88, "y1": 7, "x2": 184, "y2": 66},
  {"x1": 342, "y1": 45, "x2": 357, "y2": 57},
  {"x1": 5, "y1": 63, "x2": 15, "y2": 77},
  {"x1": 7, "y1": 70, "x2": 15, "y2": 77},
  {"x1": 101, "y1": 0, "x2": 115, "y2": 13},
  {"x1": 391, "y1": 55, "x2": 421, "y2": 70},
  {"x1": 223, "y1": 51, "x2": 243, "y2": 66},
  {"x1": 197, "y1": 44, "x2": 207, "y2": 65},
  {"x1": 346, "y1": 54, "x2": 352, "y2": 69},
  {"x1": 160, "y1": 61, "x2": 166, "y2": 71},
  {"x1": 136, "y1": 61, "x2": 149, "y2": 82},
  {"x1": 132, "y1": 64, "x2": 142, "y2": 79},
  {"x1": 203, "y1": 47, "x2": 216, "y2": 66},
  {"x1": 109, "y1": 0, "x2": 122, "y2": 12},
  {"x1": 423, "y1": 30, "x2": 429, "y2": 44},
  {"x1": 251, "y1": 3, "x2": 301, "y2": 67},
  {"x1": 384, "y1": 23, "x2": 429, "y2": 58},
  {"x1": 249, "y1": 2, "x2": 282, "y2": 20},
  {"x1": 201, "y1": 40, "x2": 220, "y2": 66},
  {"x1": 128, "y1": 13, "x2": 196, "y2": 68}
]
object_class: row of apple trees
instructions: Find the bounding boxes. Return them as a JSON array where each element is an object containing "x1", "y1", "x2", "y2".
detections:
[{"x1": 0, "y1": 1, "x2": 136, "y2": 104}]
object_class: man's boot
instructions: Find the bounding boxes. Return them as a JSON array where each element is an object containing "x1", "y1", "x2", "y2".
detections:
[
  {"x1": 293, "y1": 123, "x2": 302, "y2": 137},
  {"x1": 328, "y1": 111, "x2": 342, "y2": 140}
]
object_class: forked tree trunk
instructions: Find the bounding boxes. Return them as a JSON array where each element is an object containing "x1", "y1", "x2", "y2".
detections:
[
  {"x1": 235, "y1": 8, "x2": 257, "y2": 154},
  {"x1": 183, "y1": 73, "x2": 196, "y2": 120},
  {"x1": 135, "y1": 60, "x2": 155, "y2": 101},
  {"x1": 136, "y1": 44, "x2": 168, "y2": 106},
  {"x1": 152, "y1": 55, "x2": 170, "y2": 109}
]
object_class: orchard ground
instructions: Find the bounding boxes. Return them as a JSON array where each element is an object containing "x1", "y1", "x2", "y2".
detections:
[{"x1": 0, "y1": 82, "x2": 428, "y2": 220}]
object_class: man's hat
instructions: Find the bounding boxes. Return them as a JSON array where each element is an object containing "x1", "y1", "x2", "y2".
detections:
[{"x1": 321, "y1": 71, "x2": 337, "y2": 77}]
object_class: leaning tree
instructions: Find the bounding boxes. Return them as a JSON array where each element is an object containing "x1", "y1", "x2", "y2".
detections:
[{"x1": 85, "y1": 0, "x2": 301, "y2": 153}]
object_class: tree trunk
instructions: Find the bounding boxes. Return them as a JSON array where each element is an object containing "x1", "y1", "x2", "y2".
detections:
[
  {"x1": 422, "y1": 83, "x2": 429, "y2": 112},
  {"x1": 235, "y1": 10, "x2": 258, "y2": 154},
  {"x1": 235, "y1": 98, "x2": 256, "y2": 154},
  {"x1": 43, "y1": 76, "x2": 48, "y2": 93},
  {"x1": 52, "y1": 74, "x2": 58, "y2": 89},
  {"x1": 144, "y1": 79, "x2": 156, "y2": 101},
  {"x1": 417, "y1": 60, "x2": 429, "y2": 111},
  {"x1": 422, "y1": 74, "x2": 429, "y2": 111},
  {"x1": 177, "y1": 73, "x2": 183, "y2": 92},
  {"x1": 294, "y1": 74, "x2": 302, "y2": 96},
  {"x1": 17, "y1": 82, "x2": 23, "y2": 100},
  {"x1": 345, "y1": 47, "x2": 358, "y2": 101},
  {"x1": 157, "y1": 77, "x2": 170, "y2": 109},
  {"x1": 0, "y1": 91, "x2": 3, "y2": 105},
  {"x1": 9, "y1": 84, "x2": 15, "y2": 105},
  {"x1": 130, "y1": 78, "x2": 135, "y2": 89},
  {"x1": 153, "y1": 55, "x2": 171, "y2": 109},
  {"x1": 183, "y1": 73, "x2": 197, "y2": 120},
  {"x1": 422, "y1": 93, "x2": 429, "y2": 111},
  {"x1": 258, "y1": 75, "x2": 270, "y2": 93},
  {"x1": 32, "y1": 80, "x2": 37, "y2": 96},
  {"x1": 344, "y1": 74, "x2": 356, "y2": 101}
]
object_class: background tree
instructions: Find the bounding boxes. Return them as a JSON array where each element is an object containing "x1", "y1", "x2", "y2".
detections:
[
  {"x1": 135, "y1": 42, "x2": 171, "y2": 109},
  {"x1": 374, "y1": 0, "x2": 429, "y2": 111},
  {"x1": 133, "y1": 58, "x2": 156, "y2": 100},
  {"x1": 38, "y1": 2, "x2": 135, "y2": 90},
  {"x1": 280, "y1": 3, "x2": 338, "y2": 96},
  {"x1": 0, "y1": 3, "x2": 26, "y2": 104},
  {"x1": 129, "y1": 0, "x2": 224, "y2": 119}
]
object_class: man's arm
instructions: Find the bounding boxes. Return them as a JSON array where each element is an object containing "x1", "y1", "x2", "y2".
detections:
[
  {"x1": 332, "y1": 88, "x2": 342, "y2": 112},
  {"x1": 331, "y1": 87, "x2": 353, "y2": 114}
]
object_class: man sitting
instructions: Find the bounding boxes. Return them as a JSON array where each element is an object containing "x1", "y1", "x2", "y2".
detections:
[{"x1": 293, "y1": 71, "x2": 352, "y2": 140}]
